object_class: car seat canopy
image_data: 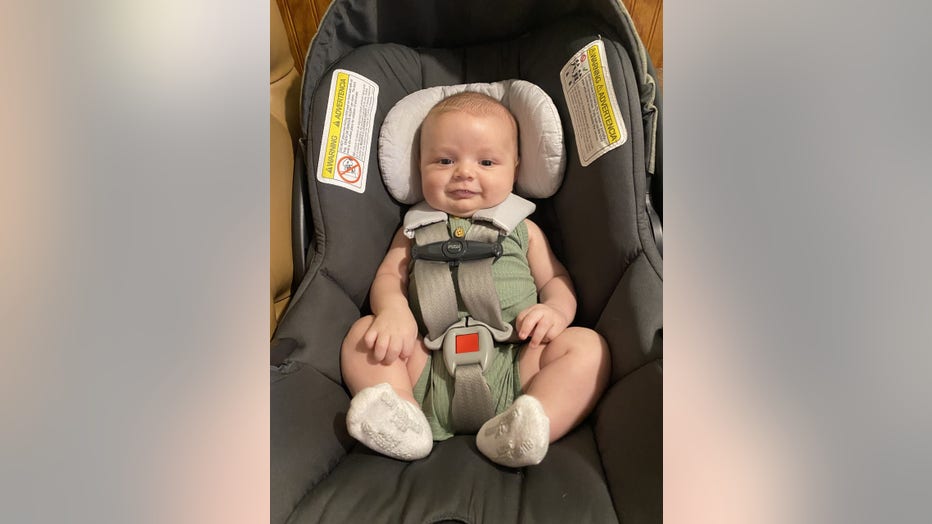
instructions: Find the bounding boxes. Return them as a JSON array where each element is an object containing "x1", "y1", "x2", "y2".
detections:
[{"x1": 378, "y1": 80, "x2": 566, "y2": 204}]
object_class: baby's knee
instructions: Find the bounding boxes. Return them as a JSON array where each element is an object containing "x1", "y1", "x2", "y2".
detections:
[
  {"x1": 564, "y1": 326, "x2": 606, "y2": 349},
  {"x1": 566, "y1": 327, "x2": 610, "y2": 369}
]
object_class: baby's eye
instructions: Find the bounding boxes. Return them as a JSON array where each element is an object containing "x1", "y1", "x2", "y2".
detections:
[
  {"x1": 438, "y1": 158, "x2": 453, "y2": 165},
  {"x1": 479, "y1": 159, "x2": 494, "y2": 167}
]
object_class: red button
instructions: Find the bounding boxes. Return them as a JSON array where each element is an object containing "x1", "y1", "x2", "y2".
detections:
[{"x1": 455, "y1": 333, "x2": 480, "y2": 353}]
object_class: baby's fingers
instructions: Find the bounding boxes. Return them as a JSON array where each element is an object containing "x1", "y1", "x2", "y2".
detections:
[
  {"x1": 363, "y1": 326, "x2": 379, "y2": 351},
  {"x1": 383, "y1": 336, "x2": 404, "y2": 365},
  {"x1": 517, "y1": 309, "x2": 543, "y2": 340},
  {"x1": 399, "y1": 336, "x2": 415, "y2": 361},
  {"x1": 529, "y1": 317, "x2": 553, "y2": 349},
  {"x1": 371, "y1": 333, "x2": 390, "y2": 363},
  {"x1": 545, "y1": 323, "x2": 564, "y2": 345}
]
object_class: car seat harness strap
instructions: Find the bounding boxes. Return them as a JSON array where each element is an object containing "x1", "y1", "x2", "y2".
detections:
[
  {"x1": 411, "y1": 222, "x2": 460, "y2": 343},
  {"x1": 412, "y1": 221, "x2": 515, "y2": 347},
  {"x1": 406, "y1": 194, "x2": 535, "y2": 433}
]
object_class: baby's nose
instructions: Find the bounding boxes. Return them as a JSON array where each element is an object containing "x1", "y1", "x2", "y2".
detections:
[{"x1": 454, "y1": 164, "x2": 475, "y2": 179}]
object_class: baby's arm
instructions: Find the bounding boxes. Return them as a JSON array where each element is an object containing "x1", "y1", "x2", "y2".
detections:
[
  {"x1": 364, "y1": 228, "x2": 419, "y2": 364},
  {"x1": 516, "y1": 219, "x2": 578, "y2": 349}
]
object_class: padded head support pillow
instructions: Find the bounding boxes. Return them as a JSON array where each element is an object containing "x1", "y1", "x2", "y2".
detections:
[{"x1": 379, "y1": 80, "x2": 566, "y2": 204}]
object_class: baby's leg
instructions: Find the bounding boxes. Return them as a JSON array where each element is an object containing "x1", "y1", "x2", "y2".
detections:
[
  {"x1": 341, "y1": 315, "x2": 432, "y2": 460},
  {"x1": 341, "y1": 315, "x2": 428, "y2": 402},
  {"x1": 517, "y1": 327, "x2": 611, "y2": 441},
  {"x1": 476, "y1": 327, "x2": 609, "y2": 467}
]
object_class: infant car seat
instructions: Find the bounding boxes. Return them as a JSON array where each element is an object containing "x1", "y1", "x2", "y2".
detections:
[{"x1": 270, "y1": 1, "x2": 662, "y2": 522}]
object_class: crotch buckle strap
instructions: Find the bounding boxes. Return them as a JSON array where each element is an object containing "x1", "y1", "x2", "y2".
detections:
[{"x1": 440, "y1": 319, "x2": 496, "y2": 433}]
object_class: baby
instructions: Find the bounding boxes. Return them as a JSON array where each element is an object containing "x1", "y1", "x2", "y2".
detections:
[{"x1": 341, "y1": 91, "x2": 610, "y2": 467}]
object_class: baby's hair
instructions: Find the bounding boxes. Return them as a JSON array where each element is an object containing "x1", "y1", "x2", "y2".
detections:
[{"x1": 423, "y1": 91, "x2": 519, "y2": 153}]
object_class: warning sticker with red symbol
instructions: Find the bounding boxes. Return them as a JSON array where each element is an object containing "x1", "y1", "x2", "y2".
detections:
[
  {"x1": 560, "y1": 39, "x2": 627, "y2": 167},
  {"x1": 316, "y1": 69, "x2": 379, "y2": 193}
]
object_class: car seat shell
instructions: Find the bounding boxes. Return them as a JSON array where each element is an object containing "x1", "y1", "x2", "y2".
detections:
[{"x1": 271, "y1": 1, "x2": 662, "y2": 522}]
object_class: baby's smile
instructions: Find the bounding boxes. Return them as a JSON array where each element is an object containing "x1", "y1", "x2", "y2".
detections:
[{"x1": 448, "y1": 189, "x2": 479, "y2": 199}]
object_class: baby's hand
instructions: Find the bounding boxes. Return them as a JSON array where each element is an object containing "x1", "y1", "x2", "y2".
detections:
[
  {"x1": 516, "y1": 304, "x2": 570, "y2": 350},
  {"x1": 363, "y1": 309, "x2": 419, "y2": 364}
]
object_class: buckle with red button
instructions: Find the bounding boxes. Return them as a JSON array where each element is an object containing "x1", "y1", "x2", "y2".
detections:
[{"x1": 441, "y1": 320, "x2": 493, "y2": 375}]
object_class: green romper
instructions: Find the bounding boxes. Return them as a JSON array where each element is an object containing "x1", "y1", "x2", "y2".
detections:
[{"x1": 410, "y1": 216, "x2": 538, "y2": 440}]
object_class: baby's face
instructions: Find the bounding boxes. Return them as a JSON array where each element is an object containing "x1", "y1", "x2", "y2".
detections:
[{"x1": 419, "y1": 109, "x2": 518, "y2": 217}]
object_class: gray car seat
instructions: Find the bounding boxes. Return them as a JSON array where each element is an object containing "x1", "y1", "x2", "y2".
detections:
[{"x1": 271, "y1": 1, "x2": 662, "y2": 522}]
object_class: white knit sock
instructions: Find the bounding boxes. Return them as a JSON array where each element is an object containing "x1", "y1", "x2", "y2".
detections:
[
  {"x1": 476, "y1": 395, "x2": 550, "y2": 467},
  {"x1": 346, "y1": 383, "x2": 433, "y2": 461}
]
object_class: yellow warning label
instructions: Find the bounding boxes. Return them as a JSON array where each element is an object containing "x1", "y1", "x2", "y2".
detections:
[
  {"x1": 321, "y1": 72, "x2": 349, "y2": 180},
  {"x1": 586, "y1": 46, "x2": 621, "y2": 144},
  {"x1": 315, "y1": 69, "x2": 379, "y2": 193},
  {"x1": 560, "y1": 40, "x2": 627, "y2": 166}
]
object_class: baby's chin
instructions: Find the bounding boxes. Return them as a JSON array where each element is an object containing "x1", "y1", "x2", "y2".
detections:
[
  {"x1": 425, "y1": 197, "x2": 510, "y2": 218},
  {"x1": 432, "y1": 204, "x2": 479, "y2": 218}
]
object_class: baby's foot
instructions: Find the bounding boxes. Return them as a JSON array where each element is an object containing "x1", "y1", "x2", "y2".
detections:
[
  {"x1": 476, "y1": 395, "x2": 550, "y2": 467},
  {"x1": 346, "y1": 383, "x2": 433, "y2": 460}
]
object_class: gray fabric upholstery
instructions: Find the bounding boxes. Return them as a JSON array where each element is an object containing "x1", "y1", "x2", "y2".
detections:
[
  {"x1": 272, "y1": 1, "x2": 662, "y2": 522},
  {"x1": 595, "y1": 361, "x2": 663, "y2": 523},
  {"x1": 270, "y1": 362, "x2": 353, "y2": 524},
  {"x1": 287, "y1": 426, "x2": 619, "y2": 524}
]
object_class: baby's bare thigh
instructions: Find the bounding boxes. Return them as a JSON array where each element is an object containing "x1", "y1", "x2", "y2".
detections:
[
  {"x1": 404, "y1": 338, "x2": 430, "y2": 386},
  {"x1": 517, "y1": 327, "x2": 603, "y2": 391}
]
